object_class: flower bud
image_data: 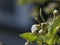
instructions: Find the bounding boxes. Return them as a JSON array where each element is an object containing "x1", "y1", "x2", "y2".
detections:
[
  {"x1": 41, "y1": 23, "x2": 47, "y2": 30},
  {"x1": 53, "y1": 10, "x2": 59, "y2": 18},
  {"x1": 31, "y1": 24, "x2": 40, "y2": 34},
  {"x1": 35, "y1": 18, "x2": 41, "y2": 23},
  {"x1": 53, "y1": 10, "x2": 59, "y2": 15},
  {"x1": 39, "y1": 30, "x2": 43, "y2": 33},
  {"x1": 41, "y1": 23, "x2": 49, "y2": 33}
]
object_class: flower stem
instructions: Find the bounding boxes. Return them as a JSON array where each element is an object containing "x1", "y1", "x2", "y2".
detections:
[{"x1": 40, "y1": 8, "x2": 45, "y2": 22}]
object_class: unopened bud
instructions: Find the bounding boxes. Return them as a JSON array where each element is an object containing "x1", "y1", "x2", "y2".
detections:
[
  {"x1": 35, "y1": 18, "x2": 41, "y2": 23},
  {"x1": 53, "y1": 10, "x2": 59, "y2": 18},
  {"x1": 41, "y1": 23, "x2": 49, "y2": 33},
  {"x1": 41, "y1": 23, "x2": 47, "y2": 30}
]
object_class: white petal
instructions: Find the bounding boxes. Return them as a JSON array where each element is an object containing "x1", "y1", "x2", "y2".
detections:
[
  {"x1": 31, "y1": 24, "x2": 38, "y2": 33},
  {"x1": 39, "y1": 30, "x2": 43, "y2": 33}
]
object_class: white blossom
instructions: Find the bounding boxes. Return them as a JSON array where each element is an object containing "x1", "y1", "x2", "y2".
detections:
[
  {"x1": 39, "y1": 30, "x2": 43, "y2": 33},
  {"x1": 31, "y1": 24, "x2": 40, "y2": 33}
]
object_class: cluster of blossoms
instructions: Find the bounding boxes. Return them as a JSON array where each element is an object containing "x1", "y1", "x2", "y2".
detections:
[
  {"x1": 25, "y1": 9, "x2": 60, "y2": 45},
  {"x1": 31, "y1": 9, "x2": 59, "y2": 34}
]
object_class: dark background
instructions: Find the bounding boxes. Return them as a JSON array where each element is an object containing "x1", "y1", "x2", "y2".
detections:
[{"x1": 0, "y1": 0, "x2": 35, "y2": 45}]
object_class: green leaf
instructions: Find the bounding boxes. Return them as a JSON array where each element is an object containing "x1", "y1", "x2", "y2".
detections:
[
  {"x1": 45, "y1": 15, "x2": 60, "y2": 44},
  {"x1": 53, "y1": 35, "x2": 59, "y2": 43},
  {"x1": 48, "y1": 16, "x2": 60, "y2": 35},
  {"x1": 19, "y1": 32, "x2": 37, "y2": 42}
]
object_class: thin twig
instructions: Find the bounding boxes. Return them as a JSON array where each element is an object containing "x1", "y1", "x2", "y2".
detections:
[{"x1": 40, "y1": 8, "x2": 45, "y2": 22}]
